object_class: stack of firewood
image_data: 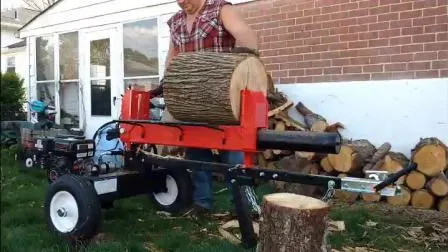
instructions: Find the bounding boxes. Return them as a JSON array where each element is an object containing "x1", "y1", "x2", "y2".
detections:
[{"x1": 261, "y1": 89, "x2": 448, "y2": 212}]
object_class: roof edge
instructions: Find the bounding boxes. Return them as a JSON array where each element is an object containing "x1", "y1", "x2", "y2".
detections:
[{"x1": 18, "y1": 0, "x2": 63, "y2": 32}]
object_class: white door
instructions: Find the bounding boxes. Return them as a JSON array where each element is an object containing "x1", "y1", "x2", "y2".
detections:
[{"x1": 80, "y1": 27, "x2": 121, "y2": 139}]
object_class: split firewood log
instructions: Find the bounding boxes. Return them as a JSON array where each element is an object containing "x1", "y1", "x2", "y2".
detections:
[
  {"x1": 379, "y1": 152, "x2": 409, "y2": 185},
  {"x1": 362, "y1": 142, "x2": 391, "y2": 172},
  {"x1": 274, "y1": 111, "x2": 307, "y2": 131},
  {"x1": 272, "y1": 121, "x2": 286, "y2": 155},
  {"x1": 426, "y1": 173, "x2": 448, "y2": 197},
  {"x1": 386, "y1": 186, "x2": 411, "y2": 206},
  {"x1": 438, "y1": 196, "x2": 448, "y2": 212},
  {"x1": 411, "y1": 137, "x2": 448, "y2": 177},
  {"x1": 258, "y1": 193, "x2": 331, "y2": 252},
  {"x1": 295, "y1": 102, "x2": 328, "y2": 132},
  {"x1": 411, "y1": 189, "x2": 436, "y2": 209},
  {"x1": 163, "y1": 51, "x2": 268, "y2": 125},
  {"x1": 328, "y1": 139, "x2": 376, "y2": 174},
  {"x1": 320, "y1": 157, "x2": 334, "y2": 173},
  {"x1": 405, "y1": 171, "x2": 427, "y2": 190}
]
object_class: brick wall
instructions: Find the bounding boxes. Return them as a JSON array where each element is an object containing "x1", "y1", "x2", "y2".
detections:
[{"x1": 237, "y1": 0, "x2": 448, "y2": 84}]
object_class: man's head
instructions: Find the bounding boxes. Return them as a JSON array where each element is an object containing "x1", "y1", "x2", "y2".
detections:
[{"x1": 176, "y1": 0, "x2": 205, "y2": 15}]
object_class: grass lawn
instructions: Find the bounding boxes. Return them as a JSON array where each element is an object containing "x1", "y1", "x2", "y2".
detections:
[{"x1": 1, "y1": 148, "x2": 447, "y2": 252}]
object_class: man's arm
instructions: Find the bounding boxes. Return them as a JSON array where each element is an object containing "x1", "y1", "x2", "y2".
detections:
[{"x1": 220, "y1": 4, "x2": 258, "y2": 50}]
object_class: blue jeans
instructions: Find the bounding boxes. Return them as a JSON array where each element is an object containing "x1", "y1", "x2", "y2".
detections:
[{"x1": 186, "y1": 148, "x2": 259, "y2": 212}]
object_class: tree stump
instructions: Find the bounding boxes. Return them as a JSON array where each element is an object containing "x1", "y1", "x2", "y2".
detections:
[
  {"x1": 258, "y1": 193, "x2": 331, "y2": 252},
  {"x1": 411, "y1": 137, "x2": 448, "y2": 177},
  {"x1": 163, "y1": 51, "x2": 268, "y2": 125}
]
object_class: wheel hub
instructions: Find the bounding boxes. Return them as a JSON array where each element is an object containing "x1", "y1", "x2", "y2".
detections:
[
  {"x1": 49, "y1": 191, "x2": 79, "y2": 233},
  {"x1": 153, "y1": 175, "x2": 178, "y2": 206}
]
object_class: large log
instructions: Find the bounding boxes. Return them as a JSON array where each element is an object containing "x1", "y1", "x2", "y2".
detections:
[
  {"x1": 258, "y1": 193, "x2": 331, "y2": 252},
  {"x1": 426, "y1": 173, "x2": 448, "y2": 197},
  {"x1": 328, "y1": 139, "x2": 376, "y2": 174},
  {"x1": 405, "y1": 171, "x2": 426, "y2": 190},
  {"x1": 380, "y1": 152, "x2": 409, "y2": 185},
  {"x1": 163, "y1": 52, "x2": 268, "y2": 125},
  {"x1": 411, "y1": 137, "x2": 448, "y2": 177},
  {"x1": 411, "y1": 189, "x2": 435, "y2": 209},
  {"x1": 387, "y1": 185, "x2": 411, "y2": 206},
  {"x1": 438, "y1": 196, "x2": 448, "y2": 212}
]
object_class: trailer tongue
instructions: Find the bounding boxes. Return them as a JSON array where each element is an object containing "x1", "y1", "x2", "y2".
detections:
[{"x1": 43, "y1": 89, "x2": 414, "y2": 248}]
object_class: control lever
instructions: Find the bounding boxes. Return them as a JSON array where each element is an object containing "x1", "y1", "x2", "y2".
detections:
[{"x1": 374, "y1": 162, "x2": 417, "y2": 192}]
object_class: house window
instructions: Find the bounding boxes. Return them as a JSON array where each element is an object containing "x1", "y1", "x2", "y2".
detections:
[
  {"x1": 7, "y1": 56, "x2": 15, "y2": 73},
  {"x1": 123, "y1": 18, "x2": 159, "y2": 91},
  {"x1": 36, "y1": 36, "x2": 55, "y2": 106},
  {"x1": 59, "y1": 32, "x2": 80, "y2": 128},
  {"x1": 90, "y1": 38, "x2": 111, "y2": 116}
]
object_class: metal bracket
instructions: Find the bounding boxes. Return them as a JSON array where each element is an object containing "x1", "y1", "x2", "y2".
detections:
[
  {"x1": 340, "y1": 177, "x2": 400, "y2": 197},
  {"x1": 364, "y1": 170, "x2": 390, "y2": 181}
]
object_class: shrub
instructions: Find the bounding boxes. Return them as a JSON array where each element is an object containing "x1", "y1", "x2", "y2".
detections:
[{"x1": 1, "y1": 72, "x2": 26, "y2": 120}]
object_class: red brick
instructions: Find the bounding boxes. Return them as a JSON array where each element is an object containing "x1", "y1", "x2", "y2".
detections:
[
  {"x1": 280, "y1": 4, "x2": 298, "y2": 14},
  {"x1": 331, "y1": 73, "x2": 370, "y2": 81},
  {"x1": 288, "y1": 54, "x2": 304, "y2": 62},
  {"x1": 313, "y1": 14, "x2": 330, "y2": 22},
  {"x1": 391, "y1": 2, "x2": 413, "y2": 12},
  {"x1": 425, "y1": 24, "x2": 448, "y2": 33},
  {"x1": 436, "y1": 15, "x2": 448, "y2": 24},
  {"x1": 280, "y1": 62, "x2": 298, "y2": 70},
  {"x1": 372, "y1": 72, "x2": 414, "y2": 80},
  {"x1": 349, "y1": 24, "x2": 368, "y2": 33},
  {"x1": 311, "y1": 29, "x2": 329, "y2": 37},
  {"x1": 378, "y1": 13, "x2": 399, "y2": 22},
  {"x1": 265, "y1": 64, "x2": 280, "y2": 71},
  {"x1": 321, "y1": 35, "x2": 340, "y2": 44},
  {"x1": 390, "y1": 36, "x2": 412, "y2": 45},
  {"x1": 391, "y1": 53, "x2": 414, "y2": 62},
  {"x1": 385, "y1": 63, "x2": 407, "y2": 71},
  {"x1": 414, "y1": 52, "x2": 438, "y2": 61},
  {"x1": 324, "y1": 67, "x2": 342, "y2": 74},
  {"x1": 332, "y1": 58, "x2": 351, "y2": 66},
  {"x1": 340, "y1": 33, "x2": 358, "y2": 41},
  {"x1": 286, "y1": 11, "x2": 304, "y2": 19},
  {"x1": 316, "y1": 0, "x2": 350, "y2": 7},
  {"x1": 306, "y1": 68, "x2": 323, "y2": 75},
  {"x1": 432, "y1": 60, "x2": 448, "y2": 69},
  {"x1": 323, "y1": 20, "x2": 342, "y2": 29},
  {"x1": 297, "y1": 1, "x2": 314, "y2": 10},
  {"x1": 312, "y1": 60, "x2": 332, "y2": 68},
  {"x1": 380, "y1": 0, "x2": 400, "y2": 5},
  {"x1": 343, "y1": 66, "x2": 362, "y2": 73},
  {"x1": 340, "y1": 18, "x2": 358, "y2": 27},
  {"x1": 303, "y1": 37, "x2": 321, "y2": 45},
  {"x1": 439, "y1": 51, "x2": 448, "y2": 59},
  {"x1": 402, "y1": 27, "x2": 424, "y2": 36},
  {"x1": 363, "y1": 64, "x2": 384, "y2": 73},
  {"x1": 414, "y1": 0, "x2": 437, "y2": 9},
  {"x1": 359, "y1": 0, "x2": 379, "y2": 9},
  {"x1": 369, "y1": 5, "x2": 390, "y2": 15},
  {"x1": 322, "y1": 5, "x2": 340, "y2": 14},
  {"x1": 370, "y1": 55, "x2": 391, "y2": 64},
  {"x1": 341, "y1": 49, "x2": 359, "y2": 58},
  {"x1": 278, "y1": 77, "x2": 296, "y2": 84},
  {"x1": 349, "y1": 41, "x2": 368, "y2": 49},
  {"x1": 286, "y1": 40, "x2": 303, "y2": 47},
  {"x1": 297, "y1": 61, "x2": 313, "y2": 68},
  {"x1": 390, "y1": 19, "x2": 412, "y2": 28},
  {"x1": 288, "y1": 69, "x2": 305, "y2": 76},
  {"x1": 273, "y1": 0, "x2": 294, "y2": 7},
  {"x1": 441, "y1": 69, "x2": 448, "y2": 77},
  {"x1": 413, "y1": 16, "x2": 436, "y2": 26},
  {"x1": 401, "y1": 44, "x2": 423, "y2": 53},
  {"x1": 369, "y1": 22, "x2": 390, "y2": 31},
  {"x1": 312, "y1": 75, "x2": 333, "y2": 82},
  {"x1": 438, "y1": 33, "x2": 448, "y2": 41},
  {"x1": 358, "y1": 16, "x2": 377, "y2": 25},
  {"x1": 332, "y1": 11, "x2": 351, "y2": 20},
  {"x1": 379, "y1": 29, "x2": 401, "y2": 38},
  {"x1": 263, "y1": 35, "x2": 278, "y2": 43},
  {"x1": 304, "y1": 8, "x2": 321, "y2": 16},
  {"x1": 296, "y1": 16, "x2": 313, "y2": 24},
  {"x1": 294, "y1": 31, "x2": 311, "y2": 39},
  {"x1": 438, "y1": 0, "x2": 448, "y2": 6},
  {"x1": 261, "y1": 49, "x2": 277, "y2": 57},
  {"x1": 296, "y1": 76, "x2": 313, "y2": 83},
  {"x1": 269, "y1": 41, "x2": 286, "y2": 49},
  {"x1": 350, "y1": 56, "x2": 371, "y2": 65},
  {"x1": 329, "y1": 42, "x2": 349, "y2": 50},
  {"x1": 415, "y1": 70, "x2": 439, "y2": 78},
  {"x1": 369, "y1": 39, "x2": 389, "y2": 47},
  {"x1": 304, "y1": 53, "x2": 321, "y2": 61},
  {"x1": 341, "y1": 2, "x2": 359, "y2": 11},
  {"x1": 424, "y1": 42, "x2": 448, "y2": 51},
  {"x1": 349, "y1": 8, "x2": 369, "y2": 18},
  {"x1": 379, "y1": 46, "x2": 401, "y2": 55},
  {"x1": 321, "y1": 51, "x2": 341, "y2": 59},
  {"x1": 271, "y1": 70, "x2": 288, "y2": 78},
  {"x1": 408, "y1": 61, "x2": 431, "y2": 70},
  {"x1": 400, "y1": 10, "x2": 423, "y2": 20},
  {"x1": 278, "y1": 48, "x2": 295, "y2": 55},
  {"x1": 305, "y1": 23, "x2": 322, "y2": 30},
  {"x1": 423, "y1": 6, "x2": 447, "y2": 16},
  {"x1": 413, "y1": 34, "x2": 436, "y2": 43},
  {"x1": 330, "y1": 27, "x2": 349, "y2": 35},
  {"x1": 361, "y1": 31, "x2": 379, "y2": 40},
  {"x1": 279, "y1": 33, "x2": 295, "y2": 41}
]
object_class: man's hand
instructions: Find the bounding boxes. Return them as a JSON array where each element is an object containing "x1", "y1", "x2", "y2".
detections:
[{"x1": 220, "y1": 4, "x2": 258, "y2": 50}]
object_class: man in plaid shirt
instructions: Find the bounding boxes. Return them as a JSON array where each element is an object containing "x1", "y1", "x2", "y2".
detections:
[{"x1": 151, "y1": 0, "x2": 261, "y2": 217}]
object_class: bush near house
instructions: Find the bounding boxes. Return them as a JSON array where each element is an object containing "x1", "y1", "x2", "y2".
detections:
[{"x1": 0, "y1": 72, "x2": 26, "y2": 121}]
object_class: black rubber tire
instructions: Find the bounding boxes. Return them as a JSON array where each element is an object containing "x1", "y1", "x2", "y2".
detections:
[
  {"x1": 44, "y1": 174, "x2": 101, "y2": 245},
  {"x1": 149, "y1": 168, "x2": 193, "y2": 214}
]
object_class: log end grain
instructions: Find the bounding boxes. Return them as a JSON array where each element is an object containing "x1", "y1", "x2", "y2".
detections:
[
  {"x1": 387, "y1": 186, "x2": 411, "y2": 206},
  {"x1": 412, "y1": 137, "x2": 448, "y2": 177},
  {"x1": 405, "y1": 171, "x2": 426, "y2": 190},
  {"x1": 438, "y1": 196, "x2": 448, "y2": 212},
  {"x1": 426, "y1": 173, "x2": 448, "y2": 197},
  {"x1": 411, "y1": 189, "x2": 435, "y2": 209}
]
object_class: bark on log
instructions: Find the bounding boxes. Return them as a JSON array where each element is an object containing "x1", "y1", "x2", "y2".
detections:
[
  {"x1": 426, "y1": 173, "x2": 448, "y2": 197},
  {"x1": 387, "y1": 186, "x2": 411, "y2": 206},
  {"x1": 362, "y1": 142, "x2": 391, "y2": 172},
  {"x1": 411, "y1": 137, "x2": 448, "y2": 177},
  {"x1": 411, "y1": 189, "x2": 435, "y2": 209},
  {"x1": 438, "y1": 196, "x2": 448, "y2": 212},
  {"x1": 163, "y1": 52, "x2": 268, "y2": 125},
  {"x1": 328, "y1": 139, "x2": 376, "y2": 174},
  {"x1": 380, "y1": 152, "x2": 409, "y2": 185},
  {"x1": 258, "y1": 193, "x2": 331, "y2": 252},
  {"x1": 405, "y1": 171, "x2": 427, "y2": 190},
  {"x1": 295, "y1": 102, "x2": 328, "y2": 132}
]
